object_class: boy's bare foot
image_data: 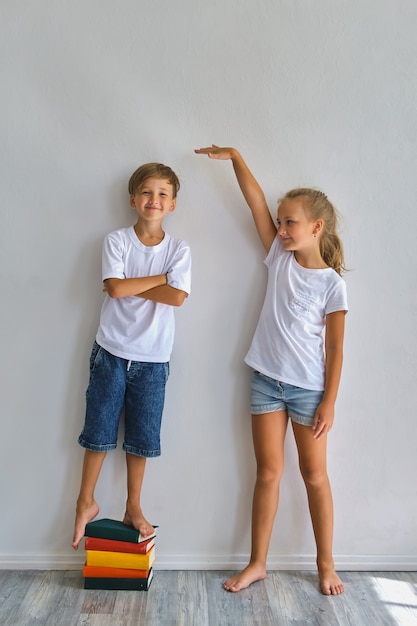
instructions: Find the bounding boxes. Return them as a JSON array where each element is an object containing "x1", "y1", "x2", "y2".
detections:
[
  {"x1": 223, "y1": 563, "x2": 267, "y2": 592},
  {"x1": 123, "y1": 506, "x2": 154, "y2": 539},
  {"x1": 318, "y1": 564, "x2": 345, "y2": 595},
  {"x1": 72, "y1": 500, "x2": 99, "y2": 549}
]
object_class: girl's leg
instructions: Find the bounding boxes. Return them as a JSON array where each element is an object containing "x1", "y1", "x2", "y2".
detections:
[
  {"x1": 123, "y1": 453, "x2": 155, "y2": 538},
  {"x1": 291, "y1": 422, "x2": 344, "y2": 595},
  {"x1": 224, "y1": 410, "x2": 288, "y2": 592},
  {"x1": 72, "y1": 450, "x2": 106, "y2": 549}
]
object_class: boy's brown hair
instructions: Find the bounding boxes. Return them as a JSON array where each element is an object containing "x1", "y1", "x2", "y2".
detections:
[{"x1": 128, "y1": 163, "x2": 180, "y2": 198}]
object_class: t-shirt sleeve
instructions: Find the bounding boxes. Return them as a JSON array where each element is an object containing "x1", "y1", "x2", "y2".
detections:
[
  {"x1": 166, "y1": 241, "x2": 192, "y2": 295},
  {"x1": 325, "y1": 278, "x2": 348, "y2": 315},
  {"x1": 264, "y1": 234, "x2": 282, "y2": 268},
  {"x1": 102, "y1": 232, "x2": 126, "y2": 281}
]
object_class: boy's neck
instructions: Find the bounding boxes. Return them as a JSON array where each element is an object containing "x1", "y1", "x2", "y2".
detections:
[{"x1": 134, "y1": 221, "x2": 165, "y2": 246}]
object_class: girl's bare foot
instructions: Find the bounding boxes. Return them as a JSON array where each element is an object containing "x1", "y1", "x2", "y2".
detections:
[
  {"x1": 223, "y1": 563, "x2": 267, "y2": 592},
  {"x1": 123, "y1": 505, "x2": 154, "y2": 539},
  {"x1": 318, "y1": 564, "x2": 345, "y2": 595},
  {"x1": 72, "y1": 500, "x2": 99, "y2": 549}
]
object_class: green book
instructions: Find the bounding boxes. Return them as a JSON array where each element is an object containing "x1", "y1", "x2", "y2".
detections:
[
  {"x1": 84, "y1": 569, "x2": 154, "y2": 590},
  {"x1": 85, "y1": 518, "x2": 157, "y2": 544}
]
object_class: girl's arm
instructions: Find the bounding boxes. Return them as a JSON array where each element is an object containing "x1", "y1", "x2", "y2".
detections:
[
  {"x1": 313, "y1": 310, "x2": 346, "y2": 440},
  {"x1": 103, "y1": 275, "x2": 167, "y2": 299},
  {"x1": 195, "y1": 145, "x2": 277, "y2": 252}
]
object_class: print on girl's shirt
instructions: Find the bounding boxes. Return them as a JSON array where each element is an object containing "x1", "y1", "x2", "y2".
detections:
[{"x1": 289, "y1": 290, "x2": 320, "y2": 318}]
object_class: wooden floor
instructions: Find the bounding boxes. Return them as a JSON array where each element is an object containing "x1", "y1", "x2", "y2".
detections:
[{"x1": 0, "y1": 569, "x2": 416, "y2": 625}]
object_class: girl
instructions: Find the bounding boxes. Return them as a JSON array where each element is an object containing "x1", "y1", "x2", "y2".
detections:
[{"x1": 195, "y1": 145, "x2": 348, "y2": 596}]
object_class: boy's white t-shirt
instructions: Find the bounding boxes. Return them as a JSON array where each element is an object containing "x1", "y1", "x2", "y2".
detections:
[
  {"x1": 245, "y1": 235, "x2": 348, "y2": 391},
  {"x1": 96, "y1": 226, "x2": 191, "y2": 362}
]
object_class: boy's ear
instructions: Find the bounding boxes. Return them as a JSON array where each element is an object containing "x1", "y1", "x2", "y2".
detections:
[
  {"x1": 129, "y1": 195, "x2": 136, "y2": 209},
  {"x1": 169, "y1": 198, "x2": 177, "y2": 212}
]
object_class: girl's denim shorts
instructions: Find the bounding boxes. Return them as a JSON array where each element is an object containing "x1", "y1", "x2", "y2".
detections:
[
  {"x1": 78, "y1": 342, "x2": 169, "y2": 458},
  {"x1": 250, "y1": 370, "x2": 323, "y2": 427}
]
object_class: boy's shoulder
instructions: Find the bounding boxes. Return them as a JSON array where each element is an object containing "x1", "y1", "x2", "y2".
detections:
[
  {"x1": 104, "y1": 227, "x2": 190, "y2": 254},
  {"x1": 104, "y1": 225, "x2": 132, "y2": 241}
]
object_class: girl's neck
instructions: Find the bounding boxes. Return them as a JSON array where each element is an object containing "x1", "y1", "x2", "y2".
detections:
[{"x1": 294, "y1": 249, "x2": 328, "y2": 270}]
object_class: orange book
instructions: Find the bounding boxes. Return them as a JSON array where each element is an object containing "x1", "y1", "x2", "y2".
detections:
[
  {"x1": 84, "y1": 536, "x2": 155, "y2": 554},
  {"x1": 83, "y1": 564, "x2": 149, "y2": 579}
]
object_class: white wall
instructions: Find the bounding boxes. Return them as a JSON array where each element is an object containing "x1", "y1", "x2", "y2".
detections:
[{"x1": 1, "y1": 0, "x2": 416, "y2": 570}]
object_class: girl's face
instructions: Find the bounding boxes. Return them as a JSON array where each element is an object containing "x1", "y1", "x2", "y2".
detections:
[{"x1": 276, "y1": 198, "x2": 320, "y2": 252}]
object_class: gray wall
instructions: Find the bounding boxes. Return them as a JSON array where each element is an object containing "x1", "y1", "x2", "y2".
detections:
[{"x1": 1, "y1": 0, "x2": 416, "y2": 569}]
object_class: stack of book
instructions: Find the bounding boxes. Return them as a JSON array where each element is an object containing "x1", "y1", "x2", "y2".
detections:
[{"x1": 83, "y1": 518, "x2": 157, "y2": 590}]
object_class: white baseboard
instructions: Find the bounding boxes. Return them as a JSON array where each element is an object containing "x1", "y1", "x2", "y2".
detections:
[{"x1": 0, "y1": 554, "x2": 416, "y2": 571}]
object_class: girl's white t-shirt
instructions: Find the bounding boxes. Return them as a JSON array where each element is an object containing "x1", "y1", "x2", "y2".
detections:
[
  {"x1": 245, "y1": 235, "x2": 348, "y2": 390},
  {"x1": 96, "y1": 226, "x2": 191, "y2": 362}
]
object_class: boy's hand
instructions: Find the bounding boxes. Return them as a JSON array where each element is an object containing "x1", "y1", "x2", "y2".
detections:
[{"x1": 194, "y1": 145, "x2": 237, "y2": 160}]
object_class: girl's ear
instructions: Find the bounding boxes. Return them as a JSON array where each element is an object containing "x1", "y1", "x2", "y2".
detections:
[{"x1": 313, "y1": 219, "x2": 324, "y2": 236}]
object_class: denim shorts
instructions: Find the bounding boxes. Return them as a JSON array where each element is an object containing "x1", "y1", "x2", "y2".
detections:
[
  {"x1": 78, "y1": 342, "x2": 169, "y2": 457},
  {"x1": 250, "y1": 370, "x2": 323, "y2": 427}
]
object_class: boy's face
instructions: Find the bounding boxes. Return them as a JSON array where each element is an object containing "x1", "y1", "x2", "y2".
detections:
[{"x1": 130, "y1": 177, "x2": 176, "y2": 222}]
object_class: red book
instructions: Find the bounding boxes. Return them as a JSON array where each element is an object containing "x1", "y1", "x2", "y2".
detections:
[{"x1": 84, "y1": 535, "x2": 155, "y2": 554}]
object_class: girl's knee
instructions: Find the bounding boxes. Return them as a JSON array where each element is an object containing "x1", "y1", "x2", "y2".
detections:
[
  {"x1": 299, "y1": 466, "x2": 329, "y2": 488},
  {"x1": 256, "y1": 464, "x2": 283, "y2": 486}
]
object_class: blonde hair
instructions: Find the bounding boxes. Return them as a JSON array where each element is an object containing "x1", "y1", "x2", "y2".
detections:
[
  {"x1": 284, "y1": 188, "x2": 346, "y2": 275},
  {"x1": 128, "y1": 163, "x2": 180, "y2": 198}
]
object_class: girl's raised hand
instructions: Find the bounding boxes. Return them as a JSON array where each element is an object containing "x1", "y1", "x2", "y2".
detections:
[{"x1": 194, "y1": 145, "x2": 237, "y2": 160}]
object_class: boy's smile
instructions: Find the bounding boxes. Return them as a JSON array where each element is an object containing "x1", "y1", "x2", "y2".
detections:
[{"x1": 130, "y1": 176, "x2": 176, "y2": 221}]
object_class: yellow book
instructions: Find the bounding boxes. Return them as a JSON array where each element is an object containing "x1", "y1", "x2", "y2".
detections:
[{"x1": 86, "y1": 546, "x2": 155, "y2": 570}]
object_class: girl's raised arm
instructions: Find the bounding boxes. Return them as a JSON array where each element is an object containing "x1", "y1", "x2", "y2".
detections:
[{"x1": 195, "y1": 145, "x2": 277, "y2": 252}]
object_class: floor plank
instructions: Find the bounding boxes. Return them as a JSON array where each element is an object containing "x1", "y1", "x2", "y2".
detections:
[{"x1": 0, "y1": 569, "x2": 416, "y2": 625}]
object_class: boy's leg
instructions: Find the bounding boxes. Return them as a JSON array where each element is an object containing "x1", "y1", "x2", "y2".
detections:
[
  {"x1": 122, "y1": 453, "x2": 155, "y2": 537},
  {"x1": 72, "y1": 449, "x2": 106, "y2": 549},
  {"x1": 224, "y1": 410, "x2": 288, "y2": 592},
  {"x1": 291, "y1": 421, "x2": 344, "y2": 595},
  {"x1": 122, "y1": 361, "x2": 168, "y2": 538}
]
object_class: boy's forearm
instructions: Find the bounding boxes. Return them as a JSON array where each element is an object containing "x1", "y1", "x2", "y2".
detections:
[
  {"x1": 104, "y1": 275, "x2": 167, "y2": 299},
  {"x1": 138, "y1": 285, "x2": 187, "y2": 307}
]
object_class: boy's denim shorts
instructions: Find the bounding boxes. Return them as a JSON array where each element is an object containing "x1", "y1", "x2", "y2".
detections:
[
  {"x1": 250, "y1": 370, "x2": 323, "y2": 427},
  {"x1": 78, "y1": 342, "x2": 169, "y2": 458}
]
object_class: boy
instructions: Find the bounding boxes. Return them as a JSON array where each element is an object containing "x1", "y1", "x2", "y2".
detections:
[{"x1": 72, "y1": 163, "x2": 191, "y2": 549}]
